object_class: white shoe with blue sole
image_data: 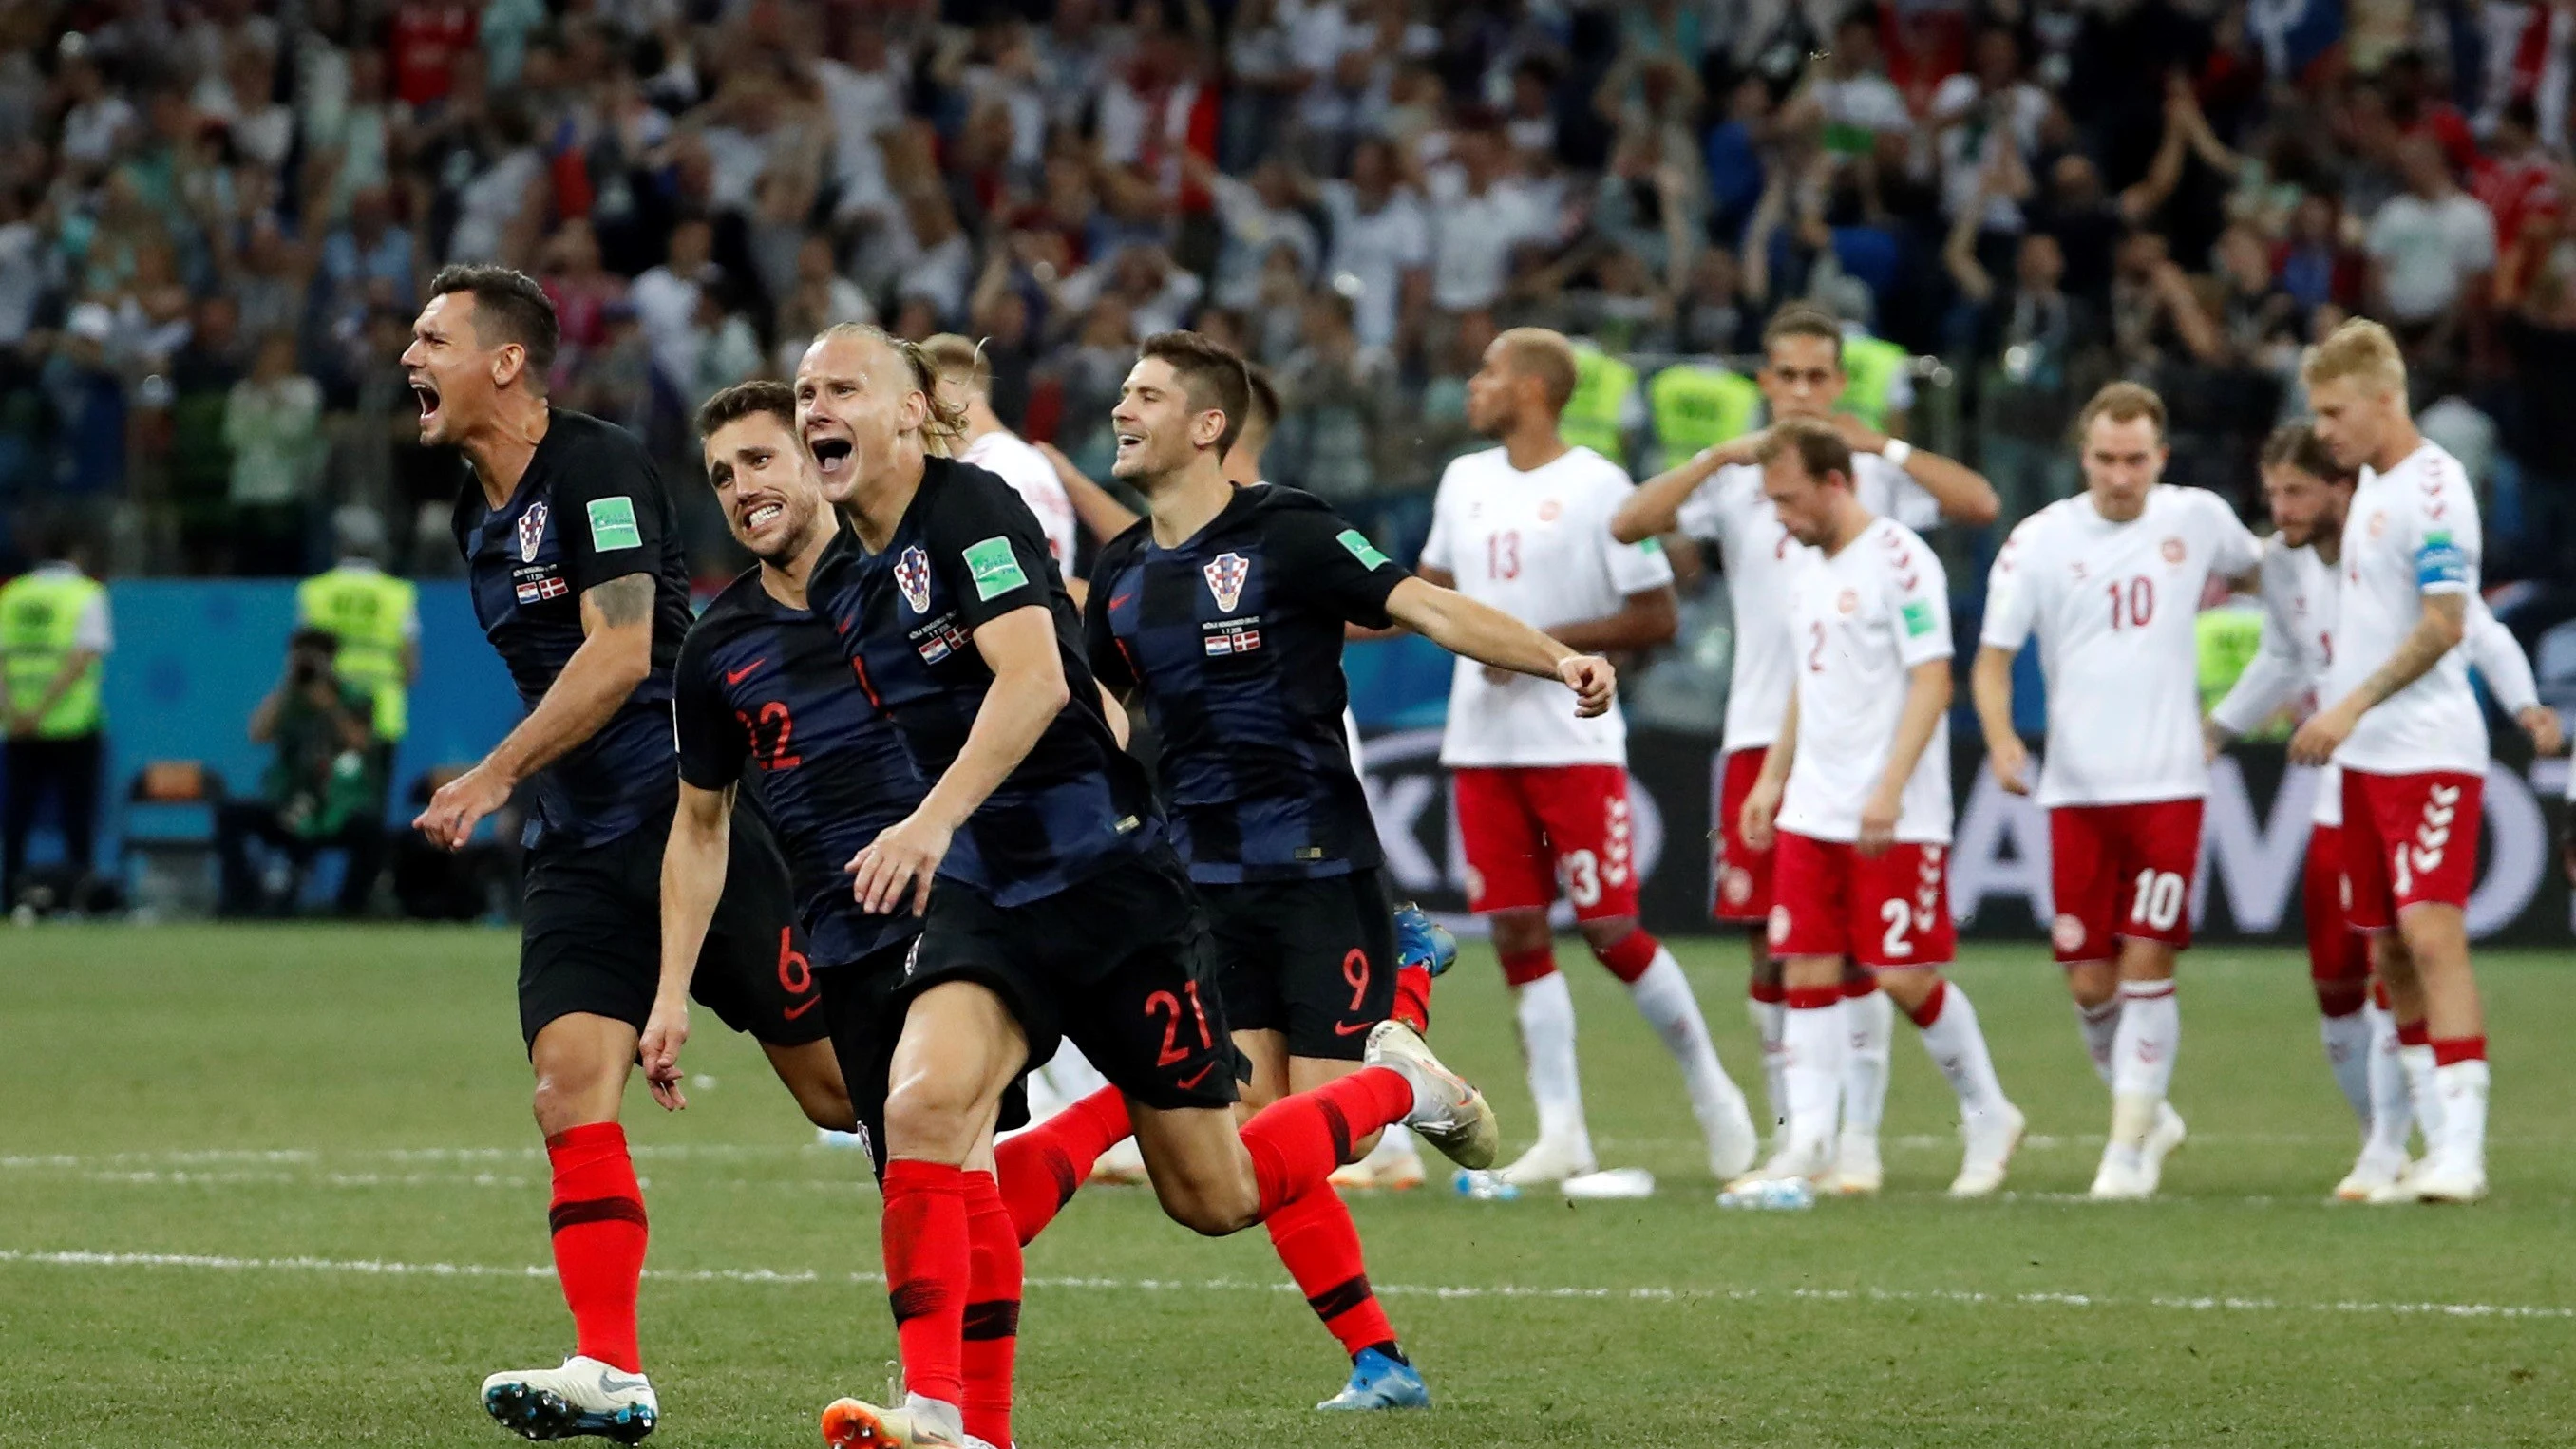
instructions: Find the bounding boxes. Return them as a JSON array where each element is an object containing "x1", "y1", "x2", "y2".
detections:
[{"x1": 481, "y1": 1356, "x2": 657, "y2": 1441}]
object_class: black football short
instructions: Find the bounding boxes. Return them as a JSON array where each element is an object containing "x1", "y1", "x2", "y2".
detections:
[
  {"x1": 517, "y1": 808, "x2": 826, "y2": 1049},
  {"x1": 901, "y1": 844, "x2": 1238, "y2": 1111},
  {"x1": 1202, "y1": 867, "x2": 1398, "y2": 1062},
  {"x1": 820, "y1": 938, "x2": 1030, "y2": 1178}
]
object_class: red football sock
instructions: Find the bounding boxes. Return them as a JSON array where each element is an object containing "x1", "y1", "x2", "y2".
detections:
[
  {"x1": 1264, "y1": 1182, "x2": 1399, "y2": 1363},
  {"x1": 1241, "y1": 1068, "x2": 1414, "y2": 1217},
  {"x1": 960, "y1": 1172, "x2": 1021, "y2": 1449},
  {"x1": 1498, "y1": 946, "x2": 1557, "y2": 987},
  {"x1": 1594, "y1": 928, "x2": 1658, "y2": 984},
  {"x1": 1392, "y1": 962, "x2": 1432, "y2": 1034},
  {"x1": 2396, "y1": 1018, "x2": 2431, "y2": 1048},
  {"x1": 2431, "y1": 1035, "x2": 2488, "y2": 1066},
  {"x1": 994, "y1": 1086, "x2": 1132, "y2": 1246},
  {"x1": 880, "y1": 1158, "x2": 970, "y2": 1410},
  {"x1": 545, "y1": 1123, "x2": 648, "y2": 1374}
]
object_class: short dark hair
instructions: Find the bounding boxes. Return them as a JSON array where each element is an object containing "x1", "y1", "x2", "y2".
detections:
[
  {"x1": 1139, "y1": 329, "x2": 1253, "y2": 459},
  {"x1": 696, "y1": 379, "x2": 796, "y2": 441},
  {"x1": 1244, "y1": 362, "x2": 1281, "y2": 432},
  {"x1": 1755, "y1": 415, "x2": 1853, "y2": 483},
  {"x1": 427, "y1": 263, "x2": 559, "y2": 382},
  {"x1": 2261, "y1": 421, "x2": 2350, "y2": 483},
  {"x1": 1762, "y1": 304, "x2": 1844, "y2": 365}
]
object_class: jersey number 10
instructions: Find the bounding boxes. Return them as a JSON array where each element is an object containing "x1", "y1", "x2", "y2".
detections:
[{"x1": 2106, "y1": 576, "x2": 2156, "y2": 630}]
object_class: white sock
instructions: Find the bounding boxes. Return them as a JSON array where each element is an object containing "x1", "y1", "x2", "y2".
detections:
[
  {"x1": 1749, "y1": 990, "x2": 1787, "y2": 1130},
  {"x1": 2434, "y1": 1058, "x2": 2490, "y2": 1170},
  {"x1": 2397, "y1": 1042, "x2": 2445, "y2": 1159},
  {"x1": 2112, "y1": 980, "x2": 2180, "y2": 1098},
  {"x1": 1913, "y1": 980, "x2": 2007, "y2": 1120},
  {"x1": 1514, "y1": 971, "x2": 1589, "y2": 1149},
  {"x1": 2320, "y1": 1008, "x2": 2373, "y2": 1126},
  {"x1": 1780, "y1": 999, "x2": 1846, "y2": 1158},
  {"x1": 1626, "y1": 950, "x2": 1747, "y2": 1138},
  {"x1": 1840, "y1": 988, "x2": 1894, "y2": 1139},
  {"x1": 2362, "y1": 1006, "x2": 2413, "y2": 1158},
  {"x1": 2074, "y1": 996, "x2": 2121, "y2": 1088}
]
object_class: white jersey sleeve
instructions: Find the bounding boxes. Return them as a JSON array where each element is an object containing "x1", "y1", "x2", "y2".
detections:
[
  {"x1": 2329, "y1": 442, "x2": 2488, "y2": 775},
  {"x1": 960, "y1": 430, "x2": 1082, "y2": 576},
  {"x1": 1977, "y1": 514, "x2": 2043, "y2": 654},
  {"x1": 1683, "y1": 463, "x2": 1802, "y2": 753},
  {"x1": 1418, "y1": 461, "x2": 1463, "y2": 575},
  {"x1": 2467, "y1": 598, "x2": 2538, "y2": 714},
  {"x1": 1778, "y1": 518, "x2": 1955, "y2": 844},
  {"x1": 2209, "y1": 544, "x2": 2308, "y2": 739}
]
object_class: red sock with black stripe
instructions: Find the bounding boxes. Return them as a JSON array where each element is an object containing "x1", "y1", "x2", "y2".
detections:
[
  {"x1": 1240, "y1": 1068, "x2": 1415, "y2": 1217},
  {"x1": 880, "y1": 1158, "x2": 969, "y2": 1412},
  {"x1": 994, "y1": 1086, "x2": 1132, "y2": 1246},
  {"x1": 1264, "y1": 1182, "x2": 1402, "y2": 1364},
  {"x1": 960, "y1": 1171, "x2": 1021, "y2": 1449},
  {"x1": 545, "y1": 1122, "x2": 648, "y2": 1373}
]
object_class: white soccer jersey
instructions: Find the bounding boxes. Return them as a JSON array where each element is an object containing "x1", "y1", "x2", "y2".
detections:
[
  {"x1": 1421, "y1": 444, "x2": 1675, "y2": 766},
  {"x1": 1779, "y1": 516, "x2": 1955, "y2": 844},
  {"x1": 1678, "y1": 450, "x2": 1936, "y2": 754},
  {"x1": 961, "y1": 428, "x2": 1081, "y2": 574},
  {"x1": 2327, "y1": 441, "x2": 2488, "y2": 775},
  {"x1": 1980, "y1": 486, "x2": 2262, "y2": 807}
]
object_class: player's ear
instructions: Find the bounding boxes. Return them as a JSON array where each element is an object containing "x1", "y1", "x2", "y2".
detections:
[
  {"x1": 490, "y1": 342, "x2": 524, "y2": 389},
  {"x1": 1194, "y1": 406, "x2": 1227, "y2": 449},
  {"x1": 898, "y1": 387, "x2": 928, "y2": 433}
]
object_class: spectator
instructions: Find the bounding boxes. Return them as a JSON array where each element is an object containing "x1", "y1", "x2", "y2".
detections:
[
  {"x1": 1427, "y1": 122, "x2": 1544, "y2": 318},
  {"x1": 317, "y1": 185, "x2": 422, "y2": 343},
  {"x1": 223, "y1": 331, "x2": 325, "y2": 575},
  {"x1": 0, "y1": 519, "x2": 111, "y2": 913},
  {"x1": 2364, "y1": 134, "x2": 2496, "y2": 342},
  {"x1": 631, "y1": 216, "x2": 714, "y2": 404},
  {"x1": 1948, "y1": 176, "x2": 2106, "y2": 518},
  {"x1": 1316, "y1": 138, "x2": 1429, "y2": 351},
  {"x1": 216, "y1": 625, "x2": 385, "y2": 916}
]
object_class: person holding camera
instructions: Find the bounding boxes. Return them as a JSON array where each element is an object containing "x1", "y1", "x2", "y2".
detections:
[{"x1": 216, "y1": 627, "x2": 388, "y2": 915}]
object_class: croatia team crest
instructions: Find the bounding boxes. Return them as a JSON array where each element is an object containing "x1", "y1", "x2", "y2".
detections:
[
  {"x1": 895, "y1": 545, "x2": 933, "y2": 614},
  {"x1": 518, "y1": 501, "x2": 548, "y2": 563},
  {"x1": 1203, "y1": 552, "x2": 1249, "y2": 612}
]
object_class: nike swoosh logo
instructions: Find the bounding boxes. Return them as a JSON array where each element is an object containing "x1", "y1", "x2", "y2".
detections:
[
  {"x1": 1332, "y1": 1020, "x2": 1372, "y2": 1036},
  {"x1": 724, "y1": 659, "x2": 766, "y2": 686},
  {"x1": 782, "y1": 996, "x2": 819, "y2": 1020},
  {"x1": 597, "y1": 1373, "x2": 649, "y2": 1394},
  {"x1": 1174, "y1": 1063, "x2": 1217, "y2": 1090},
  {"x1": 1110, "y1": 593, "x2": 1135, "y2": 609}
]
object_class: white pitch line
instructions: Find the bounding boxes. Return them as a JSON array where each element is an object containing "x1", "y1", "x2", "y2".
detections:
[{"x1": 4, "y1": 1248, "x2": 2571, "y2": 1323}]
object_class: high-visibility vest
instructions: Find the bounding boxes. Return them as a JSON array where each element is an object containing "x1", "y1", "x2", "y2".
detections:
[
  {"x1": 0, "y1": 570, "x2": 105, "y2": 738},
  {"x1": 1562, "y1": 348, "x2": 1638, "y2": 466},
  {"x1": 1837, "y1": 333, "x2": 1909, "y2": 429},
  {"x1": 1646, "y1": 364, "x2": 1763, "y2": 460},
  {"x1": 296, "y1": 565, "x2": 416, "y2": 741},
  {"x1": 2196, "y1": 606, "x2": 2267, "y2": 720}
]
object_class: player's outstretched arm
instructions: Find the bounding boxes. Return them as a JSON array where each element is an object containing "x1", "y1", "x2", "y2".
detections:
[
  {"x1": 413, "y1": 573, "x2": 657, "y2": 850},
  {"x1": 2207, "y1": 596, "x2": 2305, "y2": 758},
  {"x1": 2289, "y1": 593, "x2": 2469, "y2": 764},
  {"x1": 645, "y1": 781, "x2": 734, "y2": 1112},
  {"x1": 1608, "y1": 439, "x2": 1759, "y2": 544},
  {"x1": 852, "y1": 604, "x2": 1068, "y2": 916},
  {"x1": 1034, "y1": 440, "x2": 1143, "y2": 542},
  {"x1": 2467, "y1": 605, "x2": 2563, "y2": 756},
  {"x1": 1968, "y1": 644, "x2": 2031, "y2": 794},
  {"x1": 1864, "y1": 658, "x2": 1953, "y2": 856},
  {"x1": 1382, "y1": 575, "x2": 1616, "y2": 716}
]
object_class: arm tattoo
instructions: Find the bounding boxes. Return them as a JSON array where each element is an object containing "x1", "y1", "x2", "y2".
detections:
[{"x1": 589, "y1": 574, "x2": 656, "y2": 630}]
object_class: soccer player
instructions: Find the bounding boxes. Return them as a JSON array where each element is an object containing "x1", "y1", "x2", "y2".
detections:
[
  {"x1": 400, "y1": 266, "x2": 849, "y2": 1441},
  {"x1": 1733, "y1": 419, "x2": 2024, "y2": 1196},
  {"x1": 1610, "y1": 304, "x2": 1999, "y2": 1193},
  {"x1": 2208, "y1": 423, "x2": 2553, "y2": 1199},
  {"x1": 1967, "y1": 382, "x2": 2262, "y2": 1199},
  {"x1": 2289, "y1": 319, "x2": 2495, "y2": 1203},
  {"x1": 1419, "y1": 325, "x2": 1761, "y2": 1189},
  {"x1": 791, "y1": 324, "x2": 1498, "y2": 1449},
  {"x1": 921, "y1": 335, "x2": 1083, "y2": 593},
  {"x1": 1088, "y1": 329, "x2": 1616, "y2": 1404}
]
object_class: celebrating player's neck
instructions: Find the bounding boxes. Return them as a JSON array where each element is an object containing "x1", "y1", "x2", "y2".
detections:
[
  {"x1": 1813, "y1": 495, "x2": 1872, "y2": 555},
  {"x1": 758, "y1": 507, "x2": 839, "y2": 612},
  {"x1": 2363, "y1": 416, "x2": 2424, "y2": 477},
  {"x1": 840, "y1": 434, "x2": 929, "y2": 553},
  {"x1": 1143, "y1": 449, "x2": 1235, "y2": 548},
  {"x1": 460, "y1": 393, "x2": 553, "y2": 509}
]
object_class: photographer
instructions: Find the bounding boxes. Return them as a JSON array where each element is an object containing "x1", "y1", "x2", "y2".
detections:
[{"x1": 215, "y1": 628, "x2": 388, "y2": 916}]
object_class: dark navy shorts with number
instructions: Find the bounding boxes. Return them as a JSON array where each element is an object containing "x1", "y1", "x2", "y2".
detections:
[
  {"x1": 517, "y1": 806, "x2": 826, "y2": 1049},
  {"x1": 1202, "y1": 868, "x2": 1397, "y2": 1062},
  {"x1": 901, "y1": 843, "x2": 1239, "y2": 1111}
]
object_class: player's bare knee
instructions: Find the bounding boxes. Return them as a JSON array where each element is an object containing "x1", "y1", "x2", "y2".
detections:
[
  {"x1": 1874, "y1": 967, "x2": 1937, "y2": 1017},
  {"x1": 1576, "y1": 914, "x2": 1637, "y2": 955},
  {"x1": 1487, "y1": 909, "x2": 1550, "y2": 957},
  {"x1": 881, "y1": 1072, "x2": 993, "y2": 1164}
]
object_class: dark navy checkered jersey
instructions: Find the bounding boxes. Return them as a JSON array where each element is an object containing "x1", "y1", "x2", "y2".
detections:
[
  {"x1": 675, "y1": 538, "x2": 927, "y2": 968},
  {"x1": 812, "y1": 455, "x2": 1161, "y2": 907},
  {"x1": 452, "y1": 408, "x2": 695, "y2": 848},
  {"x1": 1085, "y1": 484, "x2": 1405, "y2": 883}
]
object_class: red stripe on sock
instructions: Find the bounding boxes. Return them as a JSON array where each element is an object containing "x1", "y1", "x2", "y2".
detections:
[
  {"x1": 1748, "y1": 978, "x2": 1787, "y2": 1006},
  {"x1": 1242, "y1": 1068, "x2": 1414, "y2": 1218},
  {"x1": 1498, "y1": 947, "x2": 1558, "y2": 987},
  {"x1": 2314, "y1": 981, "x2": 2367, "y2": 1019},
  {"x1": 545, "y1": 1122, "x2": 646, "y2": 1374},
  {"x1": 2118, "y1": 981, "x2": 2177, "y2": 1000},
  {"x1": 881, "y1": 1159, "x2": 969, "y2": 1410},
  {"x1": 2396, "y1": 1020, "x2": 2431, "y2": 1048},
  {"x1": 960, "y1": 1172, "x2": 1020, "y2": 1449},
  {"x1": 994, "y1": 1086, "x2": 1130, "y2": 1246},
  {"x1": 1783, "y1": 986, "x2": 1842, "y2": 1011},
  {"x1": 1264, "y1": 1186, "x2": 1397, "y2": 1360},
  {"x1": 1905, "y1": 977, "x2": 1950, "y2": 1030},
  {"x1": 2431, "y1": 1035, "x2": 2488, "y2": 1067},
  {"x1": 1595, "y1": 930, "x2": 1659, "y2": 984},
  {"x1": 1392, "y1": 962, "x2": 1432, "y2": 1035},
  {"x1": 2370, "y1": 979, "x2": 2393, "y2": 1012},
  {"x1": 1839, "y1": 974, "x2": 1879, "y2": 1001}
]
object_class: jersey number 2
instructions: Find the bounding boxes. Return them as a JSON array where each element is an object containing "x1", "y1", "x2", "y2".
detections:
[{"x1": 1145, "y1": 984, "x2": 1215, "y2": 1067}]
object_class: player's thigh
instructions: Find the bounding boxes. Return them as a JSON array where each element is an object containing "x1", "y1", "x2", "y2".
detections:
[
  {"x1": 818, "y1": 950, "x2": 910, "y2": 1176},
  {"x1": 516, "y1": 834, "x2": 660, "y2": 1052},
  {"x1": 1714, "y1": 748, "x2": 1776, "y2": 925},
  {"x1": 1525, "y1": 763, "x2": 1642, "y2": 921},
  {"x1": 2302, "y1": 823, "x2": 2372, "y2": 986},
  {"x1": 2108, "y1": 799, "x2": 2202, "y2": 957},
  {"x1": 2337, "y1": 772, "x2": 2400, "y2": 932},
  {"x1": 1127, "y1": 1100, "x2": 1260, "y2": 1234},
  {"x1": 1054, "y1": 851, "x2": 1241, "y2": 1114},
  {"x1": 1270, "y1": 872, "x2": 1399, "y2": 1062},
  {"x1": 1451, "y1": 766, "x2": 1553, "y2": 913},
  {"x1": 883, "y1": 978, "x2": 1032, "y2": 1162},
  {"x1": 758, "y1": 1037, "x2": 855, "y2": 1131},
  {"x1": 1847, "y1": 841, "x2": 1958, "y2": 972},
  {"x1": 691, "y1": 819, "x2": 826, "y2": 1047},
  {"x1": 1767, "y1": 831, "x2": 1854, "y2": 964},
  {"x1": 2362, "y1": 770, "x2": 2484, "y2": 917},
  {"x1": 2045, "y1": 806, "x2": 2120, "y2": 969}
]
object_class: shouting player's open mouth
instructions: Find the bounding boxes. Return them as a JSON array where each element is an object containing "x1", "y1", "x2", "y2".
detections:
[
  {"x1": 807, "y1": 435, "x2": 853, "y2": 478},
  {"x1": 409, "y1": 376, "x2": 442, "y2": 430}
]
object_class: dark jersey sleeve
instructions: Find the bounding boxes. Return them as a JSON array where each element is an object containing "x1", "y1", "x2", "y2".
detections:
[
  {"x1": 1265, "y1": 494, "x2": 1407, "y2": 630},
  {"x1": 1082, "y1": 530, "x2": 1143, "y2": 695},
  {"x1": 672, "y1": 624, "x2": 748, "y2": 792},
  {"x1": 554, "y1": 426, "x2": 672, "y2": 595},
  {"x1": 925, "y1": 468, "x2": 1059, "y2": 630}
]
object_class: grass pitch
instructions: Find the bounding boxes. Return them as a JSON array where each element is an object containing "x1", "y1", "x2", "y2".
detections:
[{"x1": 3, "y1": 926, "x2": 2573, "y2": 1447}]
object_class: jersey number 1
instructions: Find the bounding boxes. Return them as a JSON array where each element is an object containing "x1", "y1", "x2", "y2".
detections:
[{"x1": 1487, "y1": 531, "x2": 1521, "y2": 580}]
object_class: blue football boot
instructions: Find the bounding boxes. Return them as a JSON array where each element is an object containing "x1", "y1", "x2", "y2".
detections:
[
  {"x1": 1391, "y1": 901, "x2": 1456, "y2": 977},
  {"x1": 1316, "y1": 1348, "x2": 1431, "y2": 1411}
]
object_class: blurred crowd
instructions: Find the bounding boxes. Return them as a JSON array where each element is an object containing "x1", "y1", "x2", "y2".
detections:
[{"x1": 0, "y1": 0, "x2": 2573, "y2": 584}]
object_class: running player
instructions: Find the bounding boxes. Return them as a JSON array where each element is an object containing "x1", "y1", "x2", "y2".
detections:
[
  {"x1": 2290, "y1": 319, "x2": 2494, "y2": 1203},
  {"x1": 1733, "y1": 418, "x2": 2024, "y2": 1197},
  {"x1": 2208, "y1": 422, "x2": 2553, "y2": 1200},
  {"x1": 400, "y1": 266, "x2": 846, "y2": 1442},
  {"x1": 1088, "y1": 329, "x2": 1612, "y2": 1404},
  {"x1": 1967, "y1": 382, "x2": 2262, "y2": 1199},
  {"x1": 1610, "y1": 304, "x2": 1999, "y2": 1193},
  {"x1": 1420, "y1": 325, "x2": 1760, "y2": 1189},
  {"x1": 792, "y1": 324, "x2": 1499, "y2": 1449}
]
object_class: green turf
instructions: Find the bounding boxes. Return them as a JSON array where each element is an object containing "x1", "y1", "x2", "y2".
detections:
[{"x1": 2, "y1": 925, "x2": 2573, "y2": 1447}]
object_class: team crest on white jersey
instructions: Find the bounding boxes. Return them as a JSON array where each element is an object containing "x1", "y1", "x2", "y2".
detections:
[
  {"x1": 1203, "y1": 552, "x2": 1249, "y2": 612},
  {"x1": 518, "y1": 501, "x2": 548, "y2": 563},
  {"x1": 896, "y1": 545, "x2": 933, "y2": 614},
  {"x1": 2161, "y1": 536, "x2": 2186, "y2": 564}
]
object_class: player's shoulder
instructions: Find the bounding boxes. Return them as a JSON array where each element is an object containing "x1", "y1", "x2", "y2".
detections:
[
  {"x1": 1090, "y1": 514, "x2": 1153, "y2": 576},
  {"x1": 1435, "y1": 445, "x2": 1510, "y2": 493},
  {"x1": 1239, "y1": 480, "x2": 1344, "y2": 525},
  {"x1": 1865, "y1": 515, "x2": 1939, "y2": 572},
  {"x1": 919, "y1": 455, "x2": 1031, "y2": 527},
  {"x1": 2256, "y1": 534, "x2": 2308, "y2": 583},
  {"x1": 1556, "y1": 444, "x2": 1636, "y2": 492},
  {"x1": 677, "y1": 568, "x2": 768, "y2": 668},
  {"x1": 2003, "y1": 497, "x2": 2079, "y2": 548},
  {"x1": 543, "y1": 407, "x2": 654, "y2": 472}
]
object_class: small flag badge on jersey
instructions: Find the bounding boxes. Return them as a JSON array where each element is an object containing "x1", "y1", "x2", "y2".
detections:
[
  {"x1": 896, "y1": 545, "x2": 934, "y2": 614},
  {"x1": 1203, "y1": 552, "x2": 1249, "y2": 612}
]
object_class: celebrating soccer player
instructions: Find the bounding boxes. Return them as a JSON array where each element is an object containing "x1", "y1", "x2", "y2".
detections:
[
  {"x1": 401, "y1": 267, "x2": 849, "y2": 1442},
  {"x1": 1610, "y1": 304, "x2": 1998, "y2": 1193},
  {"x1": 1418, "y1": 325, "x2": 1761, "y2": 1191},
  {"x1": 1733, "y1": 419, "x2": 2024, "y2": 1198},
  {"x1": 789, "y1": 323, "x2": 1498, "y2": 1449},
  {"x1": 1968, "y1": 383, "x2": 2262, "y2": 1199}
]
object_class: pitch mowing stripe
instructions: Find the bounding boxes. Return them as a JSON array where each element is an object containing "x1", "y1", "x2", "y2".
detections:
[{"x1": 4, "y1": 1248, "x2": 2570, "y2": 1322}]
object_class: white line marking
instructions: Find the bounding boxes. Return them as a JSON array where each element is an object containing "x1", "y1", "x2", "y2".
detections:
[{"x1": 5, "y1": 1248, "x2": 2570, "y2": 1322}]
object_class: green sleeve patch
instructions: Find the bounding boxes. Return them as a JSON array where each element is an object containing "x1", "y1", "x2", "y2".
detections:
[
  {"x1": 1336, "y1": 528, "x2": 1393, "y2": 570},
  {"x1": 963, "y1": 536, "x2": 1031, "y2": 600},
  {"x1": 1901, "y1": 599, "x2": 1937, "y2": 638},
  {"x1": 586, "y1": 496, "x2": 643, "y2": 552}
]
